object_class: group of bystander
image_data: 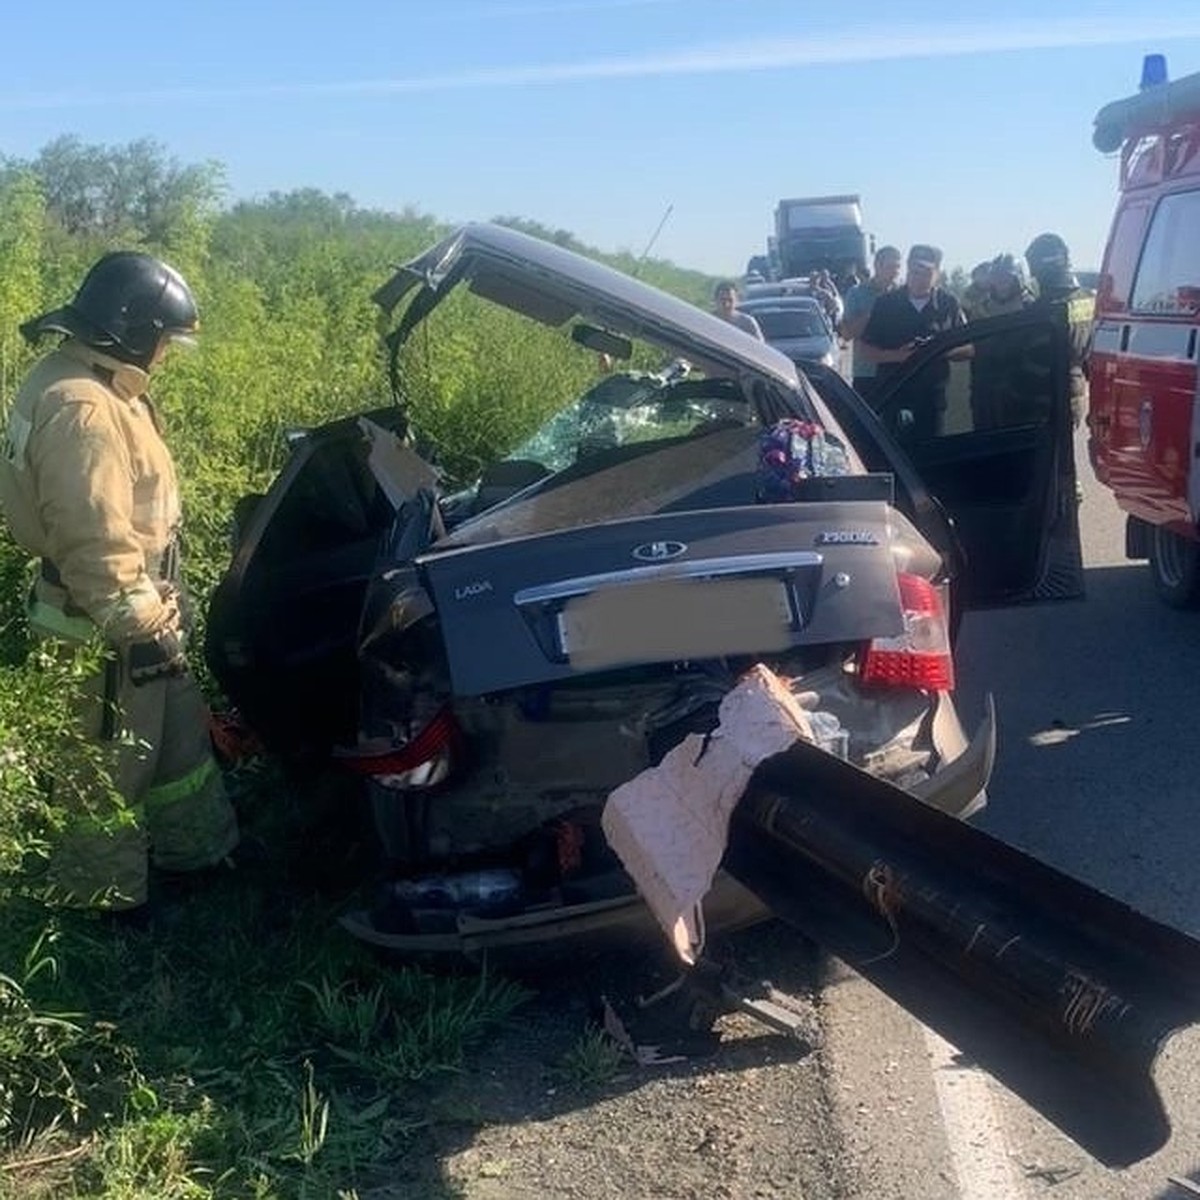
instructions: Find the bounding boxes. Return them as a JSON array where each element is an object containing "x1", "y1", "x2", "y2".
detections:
[{"x1": 838, "y1": 235, "x2": 1092, "y2": 430}]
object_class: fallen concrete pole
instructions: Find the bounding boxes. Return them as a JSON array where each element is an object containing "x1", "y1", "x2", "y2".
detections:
[{"x1": 726, "y1": 738, "x2": 1200, "y2": 1168}]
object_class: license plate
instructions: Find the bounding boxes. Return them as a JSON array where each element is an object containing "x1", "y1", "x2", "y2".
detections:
[{"x1": 557, "y1": 577, "x2": 794, "y2": 671}]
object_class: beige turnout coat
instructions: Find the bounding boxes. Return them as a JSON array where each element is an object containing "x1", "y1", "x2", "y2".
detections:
[{"x1": 0, "y1": 339, "x2": 183, "y2": 643}]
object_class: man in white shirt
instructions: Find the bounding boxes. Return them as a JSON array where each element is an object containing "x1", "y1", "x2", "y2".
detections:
[
  {"x1": 712, "y1": 281, "x2": 764, "y2": 340},
  {"x1": 840, "y1": 245, "x2": 902, "y2": 400}
]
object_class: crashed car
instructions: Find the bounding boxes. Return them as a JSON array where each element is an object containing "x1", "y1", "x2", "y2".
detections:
[{"x1": 206, "y1": 222, "x2": 1083, "y2": 957}]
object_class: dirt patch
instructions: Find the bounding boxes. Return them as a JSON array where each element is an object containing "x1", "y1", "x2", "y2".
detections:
[{"x1": 383, "y1": 924, "x2": 851, "y2": 1199}]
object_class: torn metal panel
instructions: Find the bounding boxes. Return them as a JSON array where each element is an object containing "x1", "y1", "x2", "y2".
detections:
[{"x1": 791, "y1": 663, "x2": 963, "y2": 789}]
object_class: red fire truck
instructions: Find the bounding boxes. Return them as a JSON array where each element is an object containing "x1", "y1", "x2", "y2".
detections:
[{"x1": 1089, "y1": 59, "x2": 1200, "y2": 605}]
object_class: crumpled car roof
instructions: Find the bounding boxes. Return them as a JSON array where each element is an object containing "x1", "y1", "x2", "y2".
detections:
[{"x1": 373, "y1": 222, "x2": 804, "y2": 393}]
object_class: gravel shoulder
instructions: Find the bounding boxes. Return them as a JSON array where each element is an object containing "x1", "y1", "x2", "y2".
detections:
[{"x1": 384, "y1": 923, "x2": 855, "y2": 1200}]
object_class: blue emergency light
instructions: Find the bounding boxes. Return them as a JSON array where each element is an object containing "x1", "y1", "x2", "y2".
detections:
[{"x1": 1140, "y1": 54, "x2": 1168, "y2": 91}]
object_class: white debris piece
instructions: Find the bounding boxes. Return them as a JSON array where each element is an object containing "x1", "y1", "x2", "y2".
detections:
[{"x1": 601, "y1": 663, "x2": 815, "y2": 964}]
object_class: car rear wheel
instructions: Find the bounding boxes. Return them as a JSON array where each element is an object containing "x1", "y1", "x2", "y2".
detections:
[{"x1": 1149, "y1": 525, "x2": 1200, "y2": 608}]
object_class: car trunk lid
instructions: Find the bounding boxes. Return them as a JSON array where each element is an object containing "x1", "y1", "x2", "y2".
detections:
[{"x1": 419, "y1": 500, "x2": 907, "y2": 696}]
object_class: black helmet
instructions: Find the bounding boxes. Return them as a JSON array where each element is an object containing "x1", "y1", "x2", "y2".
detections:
[
  {"x1": 990, "y1": 253, "x2": 1027, "y2": 289},
  {"x1": 21, "y1": 251, "x2": 198, "y2": 368},
  {"x1": 1024, "y1": 233, "x2": 1076, "y2": 291}
]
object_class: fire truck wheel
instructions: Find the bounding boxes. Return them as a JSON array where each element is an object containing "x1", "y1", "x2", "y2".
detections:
[{"x1": 1149, "y1": 526, "x2": 1200, "y2": 608}]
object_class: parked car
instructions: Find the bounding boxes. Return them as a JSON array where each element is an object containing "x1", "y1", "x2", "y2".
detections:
[
  {"x1": 742, "y1": 276, "x2": 814, "y2": 301},
  {"x1": 736, "y1": 294, "x2": 837, "y2": 366},
  {"x1": 205, "y1": 222, "x2": 1081, "y2": 955}
]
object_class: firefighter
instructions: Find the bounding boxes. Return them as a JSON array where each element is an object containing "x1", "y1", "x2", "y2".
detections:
[
  {"x1": 962, "y1": 261, "x2": 993, "y2": 321},
  {"x1": 1024, "y1": 232, "x2": 1094, "y2": 428},
  {"x1": 984, "y1": 253, "x2": 1034, "y2": 316},
  {"x1": 0, "y1": 251, "x2": 239, "y2": 912},
  {"x1": 968, "y1": 256, "x2": 1035, "y2": 430}
]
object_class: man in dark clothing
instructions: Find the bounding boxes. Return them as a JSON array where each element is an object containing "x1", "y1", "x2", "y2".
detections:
[
  {"x1": 1024, "y1": 233, "x2": 1093, "y2": 429},
  {"x1": 968, "y1": 254, "x2": 1037, "y2": 430},
  {"x1": 860, "y1": 244, "x2": 966, "y2": 438}
]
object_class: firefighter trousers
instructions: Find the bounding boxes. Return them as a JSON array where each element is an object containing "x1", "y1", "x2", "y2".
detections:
[{"x1": 47, "y1": 643, "x2": 240, "y2": 910}]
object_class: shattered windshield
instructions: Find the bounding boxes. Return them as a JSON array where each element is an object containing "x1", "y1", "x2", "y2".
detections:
[{"x1": 508, "y1": 364, "x2": 754, "y2": 475}]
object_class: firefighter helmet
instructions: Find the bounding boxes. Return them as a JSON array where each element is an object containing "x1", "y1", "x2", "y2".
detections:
[
  {"x1": 21, "y1": 251, "x2": 198, "y2": 368},
  {"x1": 1024, "y1": 233, "x2": 1077, "y2": 292},
  {"x1": 990, "y1": 253, "x2": 1027, "y2": 290}
]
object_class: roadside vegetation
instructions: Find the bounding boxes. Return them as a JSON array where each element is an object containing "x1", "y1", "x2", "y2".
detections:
[{"x1": 0, "y1": 137, "x2": 719, "y2": 1198}]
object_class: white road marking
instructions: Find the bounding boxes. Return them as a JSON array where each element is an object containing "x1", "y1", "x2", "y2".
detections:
[{"x1": 923, "y1": 1028, "x2": 1026, "y2": 1199}]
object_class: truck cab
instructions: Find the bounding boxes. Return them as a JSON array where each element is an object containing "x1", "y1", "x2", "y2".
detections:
[
  {"x1": 774, "y1": 195, "x2": 869, "y2": 290},
  {"x1": 1089, "y1": 60, "x2": 1200, "y2": 605}
]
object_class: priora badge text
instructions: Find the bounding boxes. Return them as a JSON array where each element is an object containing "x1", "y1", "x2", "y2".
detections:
[
  {"x1": 455, "y1": 580, "x2": 493, "y2": 600},
  {"x1": 632, "y1": 540, "x2": 687, "y2": 562},
  {"x1": 815, "y1": 531, "x2": 879, "y2": 546}
]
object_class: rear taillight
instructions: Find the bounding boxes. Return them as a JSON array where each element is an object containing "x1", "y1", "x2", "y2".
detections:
[
  {"x1": 333, "y1": 706, "x2": 460, "y2": 788},
  {"x1": 860, "y1": 573, "x2": 955, "y2": 691}
]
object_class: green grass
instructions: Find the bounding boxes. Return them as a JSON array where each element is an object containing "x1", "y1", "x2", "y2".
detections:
[
  {"x1": 553, "y1": 1025, "x2": 628, "y2": 1093},
  {"x1": 0, "y1": 767, "x2": 529, "y2": 1199}
]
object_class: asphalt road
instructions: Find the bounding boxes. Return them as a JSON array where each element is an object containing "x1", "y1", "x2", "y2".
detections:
[{"x1": 824, "y1": 428, "x2": 1200, "y2": 1199}]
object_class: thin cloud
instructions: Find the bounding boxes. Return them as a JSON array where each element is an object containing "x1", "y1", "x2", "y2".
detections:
[
  {"x1": 469, "y1": 0, "x2": 686, "y2": 17},
  {"x1": 4, "y1": 15, "x2": 1199, "y2": 111}
]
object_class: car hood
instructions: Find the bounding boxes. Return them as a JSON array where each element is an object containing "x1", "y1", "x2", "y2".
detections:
[{"x1": 373, "y1": 223, "x2": 803, "y2": 394}]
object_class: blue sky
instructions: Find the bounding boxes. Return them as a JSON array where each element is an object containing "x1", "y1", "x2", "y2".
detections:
[{"x1": 3, "y1": 1, "x2": 1199, "y2": 276}]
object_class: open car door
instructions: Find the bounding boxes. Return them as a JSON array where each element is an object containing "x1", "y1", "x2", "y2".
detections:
[{"x1": 868, "y1": 306, "x2": 1084, "y2": 606}]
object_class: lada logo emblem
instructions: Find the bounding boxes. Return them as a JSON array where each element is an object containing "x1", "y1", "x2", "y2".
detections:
[
  {"x1": 454, "y1": 580, "x2": 493, "y2": 600},
  {"x1": 632, "y1": 540, "x2": 687, "y2": 562}
]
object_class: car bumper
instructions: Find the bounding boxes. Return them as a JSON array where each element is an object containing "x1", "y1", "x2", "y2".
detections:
[
  {"x1": 340, "y1": 694, "x2": 995, "y2": 958},
  {"x1": 910, "y1": 692, "x2": 996, "y2": 819}
]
